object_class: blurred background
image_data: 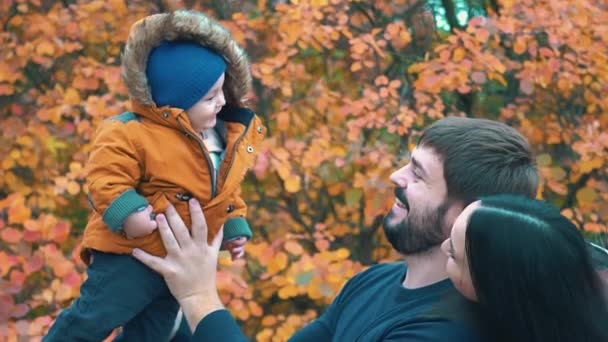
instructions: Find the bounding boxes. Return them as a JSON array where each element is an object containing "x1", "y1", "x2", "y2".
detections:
[{"x1": 1, "y1": 0, "x2": 607, "y2": 340}]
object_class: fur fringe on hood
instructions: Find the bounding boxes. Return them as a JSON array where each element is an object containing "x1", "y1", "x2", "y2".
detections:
[{"x1": 121, "y1": 10, "x2": 251, "y2": 107}]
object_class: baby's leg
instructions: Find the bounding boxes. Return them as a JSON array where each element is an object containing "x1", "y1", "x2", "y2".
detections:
[
  {"x1": 43, "y1": 251, "x2": 176, "y2": 341},
  {"x1": 113, "y1": 283, "x2": 179, "y2": 341}
]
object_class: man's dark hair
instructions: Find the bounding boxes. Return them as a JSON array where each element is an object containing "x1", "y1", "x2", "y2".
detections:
[{"x1": 418, "y1": 117, "x2": 538, "y2": 204}]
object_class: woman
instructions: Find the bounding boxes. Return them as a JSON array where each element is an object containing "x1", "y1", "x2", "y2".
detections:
[{"x1": 441, "y1": 194, "x2": 608, "y2": 342}]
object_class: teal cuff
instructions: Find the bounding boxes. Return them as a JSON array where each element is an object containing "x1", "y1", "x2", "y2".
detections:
[
  {"x1": 222, "y1": 217, "x2": 253, "y2": 241},
  {"x1": 102, "y1": 189, "x2": 149, "y2": 232}
]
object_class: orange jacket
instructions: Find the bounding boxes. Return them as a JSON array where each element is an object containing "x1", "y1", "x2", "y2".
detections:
[{"x1": 80, "y1": 11, "x2": 265, "y2": 263}]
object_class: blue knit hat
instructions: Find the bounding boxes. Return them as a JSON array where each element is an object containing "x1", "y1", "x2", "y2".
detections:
[{"x1": 146, "y1": 40, "x2": 227, "y2": 110}]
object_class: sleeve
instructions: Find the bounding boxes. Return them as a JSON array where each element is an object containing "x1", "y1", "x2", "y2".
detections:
[
  {"x1": 222, "y1": 185, "x2": 253, "y2": 241},
  {"x1": 85, "y1": 120, "x2": 148, "y2": 232},
  {"x1": 290, "y1": 267, "x2": 370, "y2": 341},
  {"x1": 383, "y1": 320, "x2": 485, "y2": 342},
  {"x1": 191, "y1": 309, "x2": 248, "y2": 342},
  {"x1": 288, "y1": 321, "x2": 332, "y2": 342}
]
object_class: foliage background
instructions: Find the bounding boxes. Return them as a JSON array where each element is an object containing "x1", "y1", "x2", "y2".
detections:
[{"x1": 1, "y1": 0, "x2": 607, "y2": 340}]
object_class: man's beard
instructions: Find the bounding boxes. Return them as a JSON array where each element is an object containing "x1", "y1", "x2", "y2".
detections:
[{"x1": 383, "y1": 188, "x2": 450, "y2": 255}]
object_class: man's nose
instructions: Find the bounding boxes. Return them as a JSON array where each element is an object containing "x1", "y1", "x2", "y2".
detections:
[{"x1": 389, "y1": 165, "x2": 409, "y2": 187}]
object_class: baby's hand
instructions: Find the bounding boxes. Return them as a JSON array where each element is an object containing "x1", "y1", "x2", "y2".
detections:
[
  {"x1": 222, "y1": 237, "x2": 247, "y2": 260},
  {"x1": 122, "y1": 205, "x2": 158, "y2": 239}
]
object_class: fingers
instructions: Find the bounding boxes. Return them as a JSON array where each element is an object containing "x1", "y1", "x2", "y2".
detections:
[
  {"x1": 165, "y1": 204, "x2": 191, "y2": 248},
  {"x1": 211, "y1": 225, "x2": 224, "y2": 251},
  {"x1": 226, "y1": 237, "x2": 247, "y2": 246},
  {"x1": 230, "y1": 247, "x2": 245, "y2": 260},
  {"x1": 189, "y1": 198, "x2": 208, "y2": 244},
  {"x1": 155, "y1": 213, "x2": 180, "y2": 253},
  {"x1": 132, "y1": 248, "x2": 166, "y2": 274}
]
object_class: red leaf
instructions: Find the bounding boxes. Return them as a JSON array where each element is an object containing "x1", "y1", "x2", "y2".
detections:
[{"x1": 1, "y1": 228, "x2": 23, "y2": 244}]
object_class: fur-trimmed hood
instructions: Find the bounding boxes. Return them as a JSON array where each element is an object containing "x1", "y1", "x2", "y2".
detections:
[{"x1": 121, "y1": 10, "x2": 251, "y2": 108}]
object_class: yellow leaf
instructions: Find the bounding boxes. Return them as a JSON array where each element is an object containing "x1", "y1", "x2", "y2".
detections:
[
  {"x1": 268, "y1": 252, "x2": 288, "y2": 274},
  {"x1": 284, "y1": 175, "x2": 301, "y2": 193},
  {"x1": 576, "y1": 187, "x2": 597, "y2": 204},
  {"x1": 66, "y1": 181, "x2": 80, "y2": 195},
  {"x1": 278, "y1": 284, "x2": 299, "y2": 299},
  {"x1": 550, "y1": 167, "x2": 566, "y2": 181},
  {"x1": 407, "y1": 63, "x2": 425, "y2": 74},
  {"x1": 275, "y1": 163, "x2": 291, "y2": 181},
  {"x1": 36, "y1": 41, "x2": 55, "y2": 56},
  {"x1": 335, "y1": 248, "x2": 350, "y2": 259},
  {"x1": 69, "y1": 162, "x2": 83, "y2": 173},
  {"x1": 536, "y1": 153, "x2": 552, "y2": 167},
  {"x1": 64, "y1": 88, "x2": 81, "y2": 105},
  {"x1": 580, "y1": 158, "x2": 602, "y2": 173}
]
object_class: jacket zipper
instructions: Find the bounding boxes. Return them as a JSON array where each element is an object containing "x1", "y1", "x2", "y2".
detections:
[
  {"x1": 177, "y1": 117, "x2": 217, "y2": 197},
  {"x1": 219, "y1": 116, "x2": 254, "y2": 190}
]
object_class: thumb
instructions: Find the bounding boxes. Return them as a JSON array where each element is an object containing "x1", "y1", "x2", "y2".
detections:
[{"x1": 132, "y1": 248, "x2": 165, "y2": 274}]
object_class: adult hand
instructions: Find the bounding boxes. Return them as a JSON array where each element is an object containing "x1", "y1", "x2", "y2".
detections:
[{"x1": 132, "y1": 198, "x2": 225, "y2": 330}]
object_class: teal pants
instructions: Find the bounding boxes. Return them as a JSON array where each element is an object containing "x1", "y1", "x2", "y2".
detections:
[{"x1": 43, "y1": 251, "x2": 179, "y2": 342}]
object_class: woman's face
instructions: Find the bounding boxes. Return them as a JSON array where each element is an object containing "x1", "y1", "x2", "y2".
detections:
[{"x1": 441, "y1": 201, "x2": 479, "y2": 301}]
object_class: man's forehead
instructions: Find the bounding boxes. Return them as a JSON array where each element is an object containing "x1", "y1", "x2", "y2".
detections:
[{"x1": 410, "y1": 146, "x2": 443, "y2": 176}]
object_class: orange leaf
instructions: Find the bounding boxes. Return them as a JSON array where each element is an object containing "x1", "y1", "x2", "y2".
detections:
[
  {"x1": 8, "y1": 201, "x2": 31, "y2": 225},
  {"x1": 51, "y1": 260, "x2": 74, "y2": 278},
  {"x1": 513, "y1": 36, "x2": 527, "y2": 55},
  {"x1": 583, "y1": 223, "x2": 606, "y2": 233},
  {"x1": 284, "y1": 241, "x2": 304, "y2": 255},
  {"x1": 50, "y1": 221, "x2": 70, "y2": 243},
  {"x1": 452, "y1": 48, "x2": 466, "y2": 62},
  {"x1": 261, "y1": 315, "x2": 277, "y2": 326},
  {"x1": 248, "y1": 301, "x2": 263, "y2": 317},
  {"x1": 276, "y1": 111, "x2": 290, "y2": 131}
]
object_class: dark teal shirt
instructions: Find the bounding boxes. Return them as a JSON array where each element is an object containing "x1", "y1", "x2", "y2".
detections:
[{"x1": 192, "y1": 263, "x2": 484, "y2": 341}]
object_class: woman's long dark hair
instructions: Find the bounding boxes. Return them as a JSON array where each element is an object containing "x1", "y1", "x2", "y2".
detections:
[{"x1": 465, "y1": 194, "x2": 608, "y2": 342}]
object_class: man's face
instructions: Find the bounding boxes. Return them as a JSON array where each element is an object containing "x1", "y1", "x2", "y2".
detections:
[{"x1": 383, "y1": 146, "x2": 453, "y2": 255}]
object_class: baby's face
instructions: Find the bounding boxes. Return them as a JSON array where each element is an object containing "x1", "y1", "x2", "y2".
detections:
[{"x1": 186, "y1": 73, "x2": 226, "y2": 132}]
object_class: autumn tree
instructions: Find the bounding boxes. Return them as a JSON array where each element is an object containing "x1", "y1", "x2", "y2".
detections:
[{"x1": 0, "y1": 0, "x2": 606, "y2": 340}]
